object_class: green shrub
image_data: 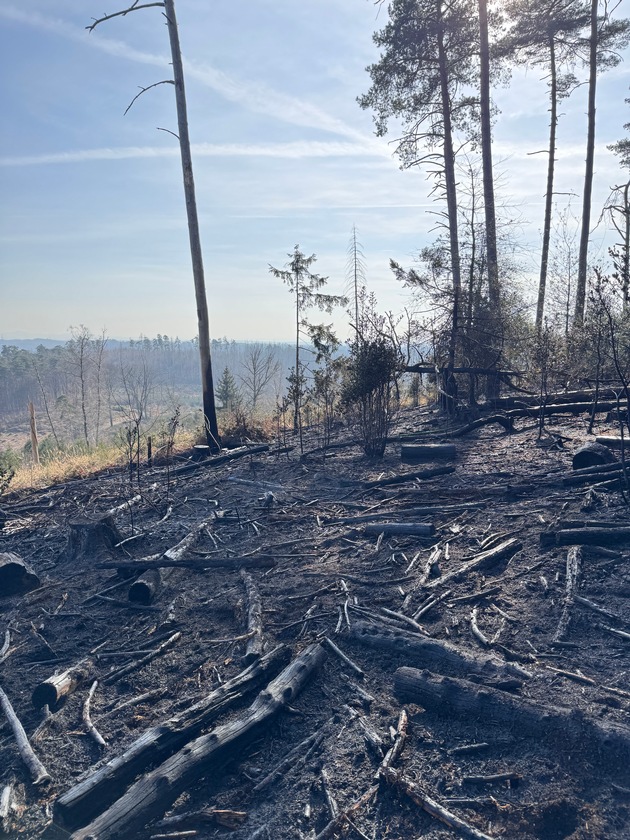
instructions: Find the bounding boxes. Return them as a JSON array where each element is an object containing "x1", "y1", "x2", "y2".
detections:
[
  {"x1": 0, "y1": 448, "x2": 21, "y2": 495},
  {"x1": 342, "y1": 338, "x2": 400, "y2": 458}
]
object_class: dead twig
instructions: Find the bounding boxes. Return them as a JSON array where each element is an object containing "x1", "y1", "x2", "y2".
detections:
[
  {"x1": 0, "y1": 684, "x2": 51, "y2": 785},
  {"x1": 83, "y1": 681, "x2": 106, "y2": 748}
]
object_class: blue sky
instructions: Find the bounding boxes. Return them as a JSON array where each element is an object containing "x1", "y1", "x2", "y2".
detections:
[{"x1": 0, "y1": 1, "x2": 628, "y2": 343}]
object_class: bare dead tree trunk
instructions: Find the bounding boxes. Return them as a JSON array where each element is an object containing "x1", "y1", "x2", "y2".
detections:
[
  {"x1": 536, "y1": 34, "x2": 558, "y2": 331},
  {"x1": 163, "y1": 0, "x2": 220, "y2": 451},
  {"x1": 575, "y1": 0, "x2": 598, "y2": 325},
  {"x1": 477, "y1": 0, "x2": 500, "y2": 313},
  {"x1": 437, "y1": 0, "x2": 461, "y2": 413},
  {"x1": 29, "y1": 402, "x2": 40, "y2": 465},
  {"x1": 477, "y1": 0, "x2": 501, "y2": 400}
]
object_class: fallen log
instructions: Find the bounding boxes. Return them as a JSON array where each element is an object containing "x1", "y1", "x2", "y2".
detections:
[
  {"x1": 405, "y1": 364, "x2": 522, "y2": 377},
  {"x1": 171, "y1": 444, "x2": 269, "y2": 476},
  {"x1": 128, "y1": 569, "x2": 162, "y2": 605},
  {"x1": 450, "y1": 414, "x2": 515, "y2": 437},
  {"x1": 350, "y1": 622, "x2": 530, "y2": 684},
  {"x1": 0, "y1": 783, "x2": 13, "y2": 834},
  {"x1": 540, "y1": 527, "x2": 630, "y2": 548},
  {"x1": 99, "y1": 554, "x2": 276, "y2": 572},
  {"x1": 32, "y1": 659, "x2": 95, "y2": 709},
  {"x1": 401, "y1": 443, "x2": 457, "y2": 461},
  {"x1": 155, "y1": 808, "x2": 247, "y2": 831},
  {"x1": 105, "y1": 495, "x2": 142, "y2": 518},
  {"x1": 83, "y1": 681, "x2": 106, "y2": 748},
  {"x1": 596, "y1": 435, "x2": 629, "y2": 450},
  {"x1": 564, "y1": 461, "x2": 626, "y2": 482},
  {"x1": 361, "y1": 465, "x2": 456, "y2": 489},
  {"x1": 55, "y1": 645, "x2": 289, "y2": 829},
  {"x1": 0, "y1": 684, "x2": 51, "y2": 785},
  {"x1": 0, "y1": 553, "x2": 40, "y2": 596},
  {"x1": 554, "y1": 518, "x2": 630, "y2": 530},
  {"x1": 122, "y1": 515, "x2": 265, "y2": 604},
  {"x1": 507, "y1": 401, "x2": 617, "y2": 419},
  {"x1": 422, "y1": 538, "x2": 522, "y2": 591},
  {"x1": 493, "y1": 387, "x2": 620, "y2": 409},
  {"x1": 65, "y1": 643, "x2": 326, "y2": 840},
  {"x1": 394, "y1": 667, "x2": 630, "y2": 769},
  {"x1": 240, "y1": 571, "x2": 263, "y2": 665},
  {"x1": 327, "y1": 502, "x2": 483, "y2": 526},
  {"x1": 363, "y1": 523, "x2": 435, "y2": 538}
]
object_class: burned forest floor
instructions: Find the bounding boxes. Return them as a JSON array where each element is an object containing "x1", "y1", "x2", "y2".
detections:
[{"x1": 1, "y1": 403, "x2": 630, "y2": 840}]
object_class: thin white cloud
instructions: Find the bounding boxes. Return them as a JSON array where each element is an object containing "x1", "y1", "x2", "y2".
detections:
[
  {"x1": 0, "y1": 5, "x2": 375, "y2": 144},
  {"x1": 0, "y1": 140, "x2": 386, "y2": 167}
]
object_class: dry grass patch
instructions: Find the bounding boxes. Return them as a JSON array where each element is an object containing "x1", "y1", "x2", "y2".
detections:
[{"x1": 10, "y1": 446, "x2": 123, "y2": 491}]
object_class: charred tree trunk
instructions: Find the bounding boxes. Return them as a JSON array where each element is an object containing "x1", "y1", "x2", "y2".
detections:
[
  {"x1": 437, "y1": 0, "x2": 461, "y2": 414},
  {"x1": 536, "y1": 34, "x2": 558, "y2": 329},
  {"x1": 574, "y1": 0, "x2": 598, "y2": 324},
  {"x1": 163, "y1": 0, "x2": 220, "y2": 450}
]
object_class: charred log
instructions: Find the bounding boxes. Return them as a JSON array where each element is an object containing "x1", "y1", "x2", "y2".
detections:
[
  {"x1": 32, "y1": 660, "x2": 95, "y2": 709},
  {"x1": 55, "y1": 645, "x2": 289, "y2": 830},
  {"x1": 64, "y1": 644, "x2": 325, "y2": 840},
  {"x1": 350, "y1": 622, "x2": 530, "y2": 684},
  {"x1": 401, "y1": 444, "x2": 457, "y2": 461},
  {"x1": 394, "y1": 667, "x2": 630, "y2": 769},
  {"x1": 572, "y1": 443, "x2": 618, "y2": 470},
  {"x1": 0, "y1": 553, "x2": 40, "y2": 597}
]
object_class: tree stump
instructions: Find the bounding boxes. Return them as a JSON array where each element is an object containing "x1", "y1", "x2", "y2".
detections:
[{"x1": 64, "y1": 516, "x2": 123, "y2": 563}]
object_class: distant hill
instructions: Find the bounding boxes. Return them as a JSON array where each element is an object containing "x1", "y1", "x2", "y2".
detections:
[
  {"x1": 0, "y1": 338, "x2": 293, "y2": 353},
  {"x1": 0, "y1": 339, "x2": 66, "y2": 351}
]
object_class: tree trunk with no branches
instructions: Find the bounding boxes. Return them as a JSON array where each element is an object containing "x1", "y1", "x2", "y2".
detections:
[{"x1": 163, "y1": 0, "x2": 220, "y2": 450}]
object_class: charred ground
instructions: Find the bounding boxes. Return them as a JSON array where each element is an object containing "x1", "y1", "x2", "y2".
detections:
[{"x1": 0, "y1": 403, "x2": 629, "y2": 840}]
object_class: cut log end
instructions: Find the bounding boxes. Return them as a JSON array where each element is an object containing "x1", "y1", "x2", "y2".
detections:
[
  {"x1": 31, "y1": 683, "x2": 59, "y2": 711},
  {"x1": 0, "y1": 553, "x2": 40, "y2": 597},
  {"x1": 128, "y1": 569, "x2": 163, "y2": 605},
  {"x1": 572, "y1": 443, "x2": 618, "y2": 471}
]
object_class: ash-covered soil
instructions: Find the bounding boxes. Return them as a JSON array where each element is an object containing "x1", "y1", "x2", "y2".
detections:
[{"x1": 1, "y1": 405, "x2": 629, "y2": 840}]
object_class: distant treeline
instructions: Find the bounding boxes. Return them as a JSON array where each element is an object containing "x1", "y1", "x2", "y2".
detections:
[{"x1": 0, "y1": 331, "x2": 295, "y2": 446}]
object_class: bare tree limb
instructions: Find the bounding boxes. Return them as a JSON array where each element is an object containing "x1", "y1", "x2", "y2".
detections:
[
  {"x1": 124, "y1": 80, "x2": 174, "y2": 116},
  {"x1": 86, "y1": 3, "x2": 165, "y2": 32}
]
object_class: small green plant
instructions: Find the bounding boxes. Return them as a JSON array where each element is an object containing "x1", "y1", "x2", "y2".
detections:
[{"x1": 0, "y1": 449, "x2": 20, "y2": 496}]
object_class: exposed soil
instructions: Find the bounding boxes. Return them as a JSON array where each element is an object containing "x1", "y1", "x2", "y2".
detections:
[{"x1": 1, "y1": 405, "x2": 629, "y2": 840}]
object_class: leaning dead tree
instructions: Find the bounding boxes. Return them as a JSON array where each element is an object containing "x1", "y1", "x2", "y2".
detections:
[{"x1": 87, "y1": 0, "x2": 220, "y2": 450}]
